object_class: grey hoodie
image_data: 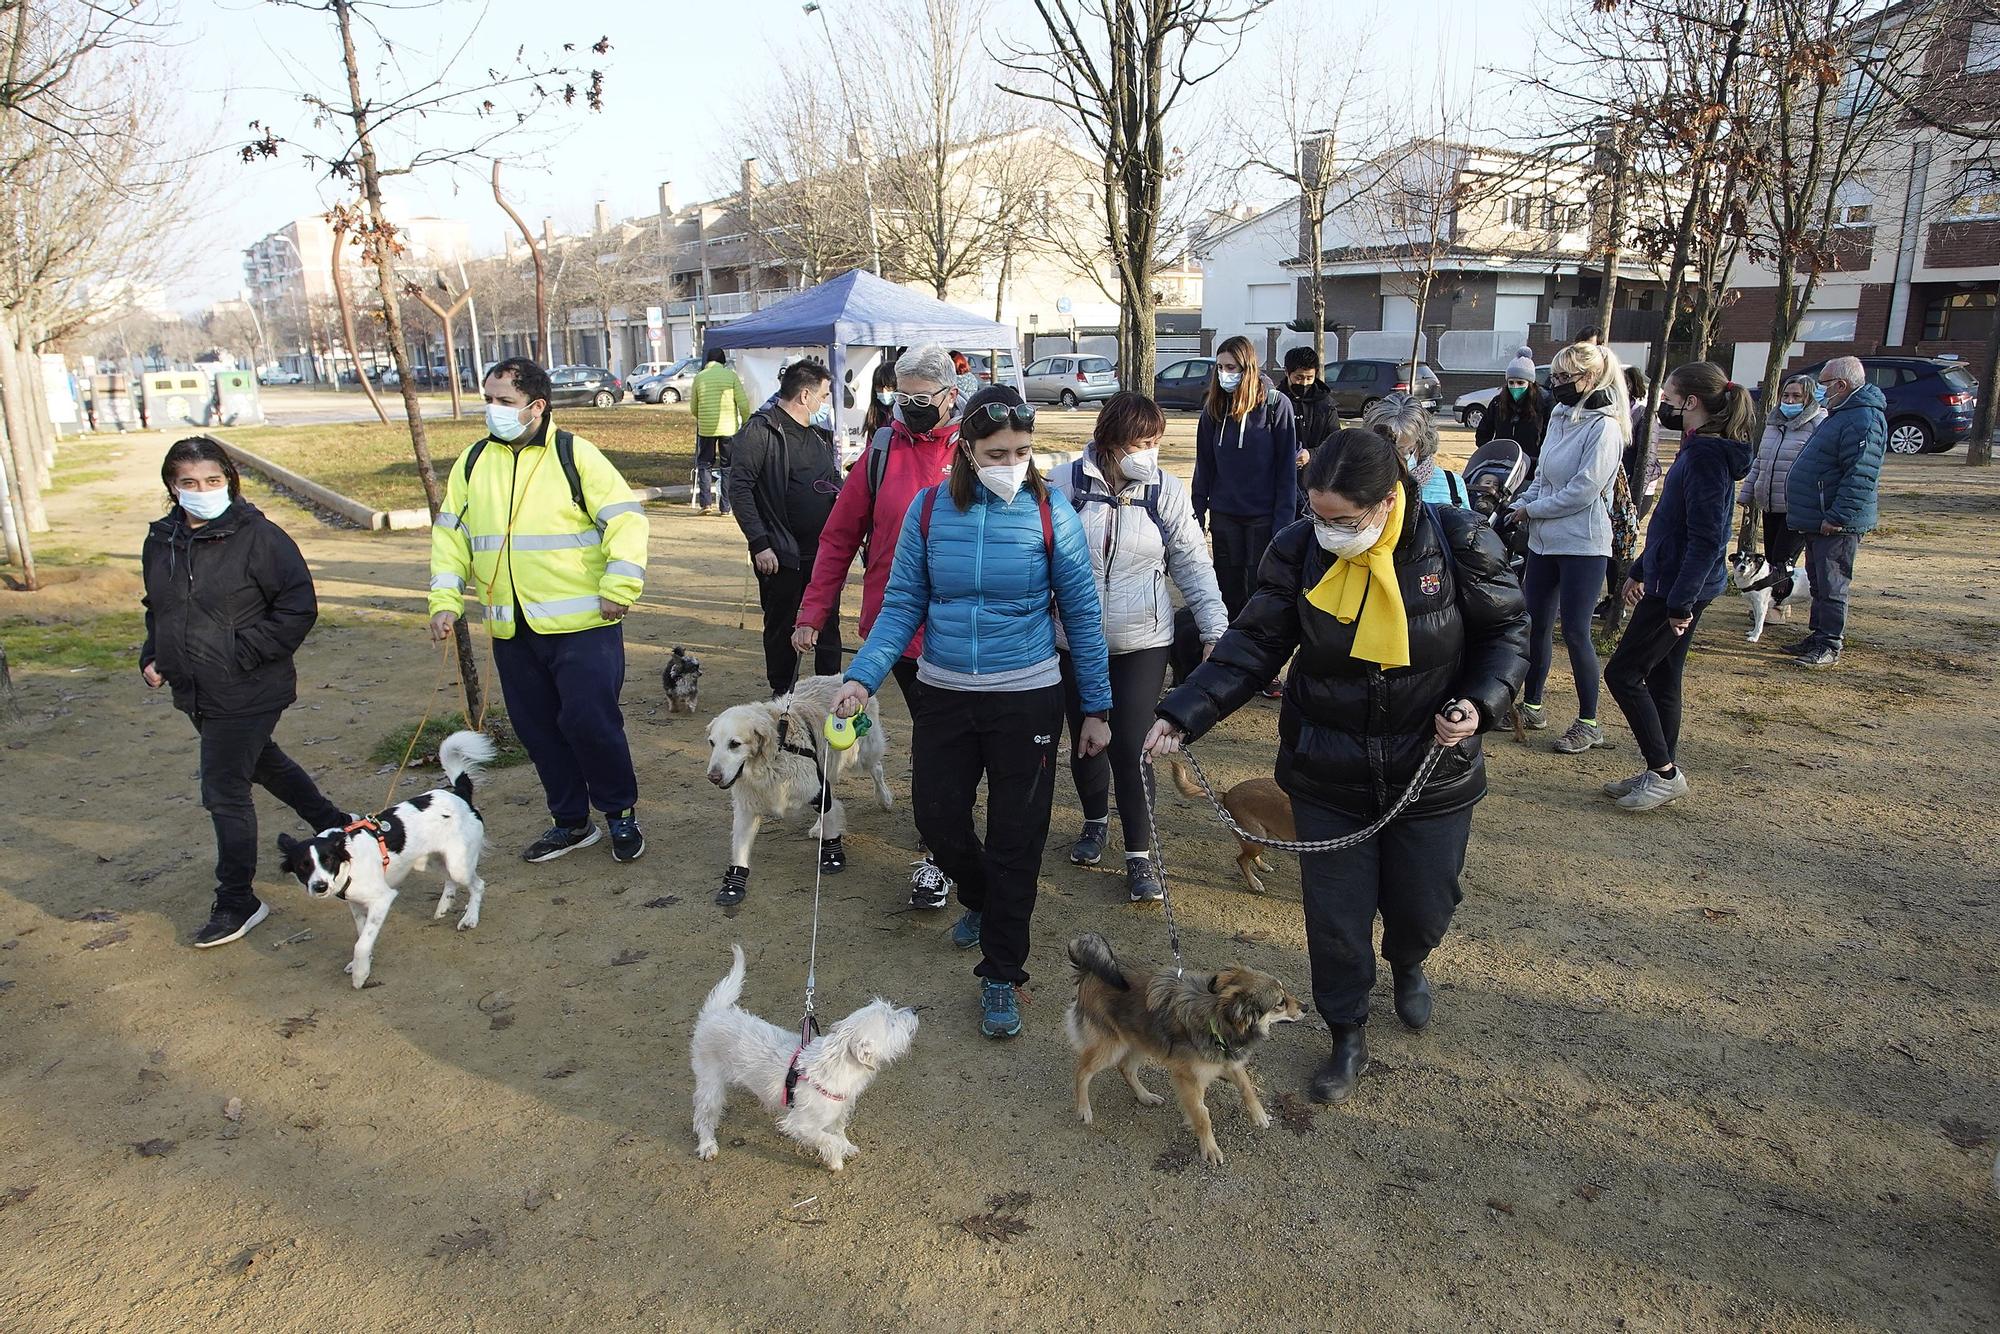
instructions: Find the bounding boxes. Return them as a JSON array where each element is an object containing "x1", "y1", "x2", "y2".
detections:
[{"x1": 1518, "y1": 401, "x2": 1626, "y2": 557}]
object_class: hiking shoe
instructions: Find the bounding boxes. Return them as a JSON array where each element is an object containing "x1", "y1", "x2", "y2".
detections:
[
  {"x1": 1795, "y1": 644, "x2": 1841, "y2": 669},
  {"x1": 524, "y1": 823, "x2": 599, "y2": 863},
  {"x1": 1126, "y1": 857, "x2": 1164, "y2": 903},
  {"x1": 950, "y1": 909, "x2": 983, "y2": 950},
  {"x1": 1069, "y1": 819, "x2": 1109, "y2": 866},
  {"x1": 607, "y1": 809, "x2": 645, "y2": 863},
  {"x1": 1615, "y1": 768, "x2": 1690, "y2": 812},
  {"x1": 910, "y1": 857, "x2": 952, "y2": 910},
  {"x1": 1605, "y1": 764, "x2": 1690, "y2": 799},
  {"x1": 193, "y1": 898, "x2": 269, "y2": 948},
  {"x1": 980, "y1": 979, "x2": 1022, "y2": 1039},
  {"x1": 1552, "y1": 719, "x2": 1607, "y2": 754},
  {"x1": 1517, "y1": 702, "x2": 1549, "y2": 731}
]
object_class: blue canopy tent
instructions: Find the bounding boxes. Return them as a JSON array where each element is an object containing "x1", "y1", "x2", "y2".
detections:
[{"x1": 700, "y1": 268, "x2": 1022, "y2": 448}]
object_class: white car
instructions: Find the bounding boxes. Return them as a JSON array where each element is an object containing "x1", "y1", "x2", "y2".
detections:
[
  {"x1": 1454, "y1": 365, "x2": 1549, "y2": 430},
  {"x1": 258, "y1": 367, "x2": 304, "y2": 385}
]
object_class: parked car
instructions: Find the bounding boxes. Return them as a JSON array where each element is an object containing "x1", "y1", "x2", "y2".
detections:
[
  {"x1": 1025, "y1": 354, "x2": 1119, "y2": 407},
  {"x1": 1786, "y1": 355, "x2": 1979, "y2": 455},
  {"x1": 633, "y1": 357, "x2": 699, "y2": 404},
  {"x1": 257, "y1": 367, "x2": 304, "y2": 386},
  {"x1": 1454, "y1": 364, "x2": 1552, "y2": 431},
  {"x1": 1324, "y1": 359, "x2": 1443, "y2": 416},
  {"x1": 1152, "y1": 356, "x2": 1217, "y2": 410},
  {"x1": 961, "y1": 351, "x2": 1019, "y2": 386},
  {"x1": 549, "y1": 365, "x2": 624, "y2": 408},
  {"x1": 626, "y1": 361, "x2": 678, "y2": 385}
]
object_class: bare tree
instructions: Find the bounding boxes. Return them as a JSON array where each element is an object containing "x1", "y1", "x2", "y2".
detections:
[
  {"x1": 998, "y1": 0, "x2": 1272, "y2": 383},
  {"x1": 729, "y1": 80, "x2": 873, "y2": 285}
]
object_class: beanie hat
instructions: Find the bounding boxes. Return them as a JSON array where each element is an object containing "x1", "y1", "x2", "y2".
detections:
[{"x1": 1505, "y1": 347, "x2": 1536, "y2": 381}]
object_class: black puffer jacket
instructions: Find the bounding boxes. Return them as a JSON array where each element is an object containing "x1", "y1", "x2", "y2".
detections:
[
  {"x1": 1158, "y1": 490, "x2": 1528, "y2": 819},
  {"x1": 1285, "y1": 380, "x2": 1343, "y2": 456},
  {"x1": 140, "y1": 500, "x2": 320, "y2": 719}
]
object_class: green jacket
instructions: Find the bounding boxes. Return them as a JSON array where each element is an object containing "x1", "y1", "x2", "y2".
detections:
[{"x1": 690, "y1": 362, "x2": 751, "y2": 438}]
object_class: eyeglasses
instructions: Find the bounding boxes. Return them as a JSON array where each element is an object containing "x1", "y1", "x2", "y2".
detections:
[
  {"x1": 1313, "y1": 502, "x2": 1383, "y2": 535},
  {"x1": 974, "y1": 402, "x2": 1037, "y2": 429},
  {"x1": 893, "y1": 389, "x2": 952, "y2": 408},
  {"x1": 1549, "y1": 372, "x2": 1578, "y2": 387}
]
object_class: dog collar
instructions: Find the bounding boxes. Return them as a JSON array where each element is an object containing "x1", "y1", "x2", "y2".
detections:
[{"x1": 1209, "y1": 1018, "x2": 1234, "y2": 1057}]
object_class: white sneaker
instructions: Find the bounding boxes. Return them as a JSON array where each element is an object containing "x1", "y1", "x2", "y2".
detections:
[
  {"x1": 1615, "y1": 768, "x2": 1690, "y2": 812},
  {"x1": 1603, "y1": 764, "x2": 1689, "y2": 799}
]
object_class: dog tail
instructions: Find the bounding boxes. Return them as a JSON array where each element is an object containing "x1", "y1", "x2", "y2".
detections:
[
  {"x1": 1068, "y1": 933, "x2": 1129, "y2": 991},
  {"x1": 437, "y1": 729, "x2": 497, "y2": 800},
  {"x1": 699, "y1": 944, "x2": 749, "y2": 1020},
  {"x1": 1168, "y1": 757, "x2": 1204, "y2": 801}
]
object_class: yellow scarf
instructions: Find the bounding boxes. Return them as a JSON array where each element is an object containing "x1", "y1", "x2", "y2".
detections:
[{"x1": 1305, "y1": 484, "x2": 1409, "y2": 668}]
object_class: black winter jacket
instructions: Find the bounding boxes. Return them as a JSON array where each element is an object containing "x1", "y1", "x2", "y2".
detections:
[
  {"x1": 1475, "y1": 384, "x2": 1553, "y2": 462},
  {"x1": 728, "y1": 406, "x2": 842, "y2": 570},
  {"x1": 140, "y1": 501, "x2": 320, "y2": 719},
  {"x1": 1158, "y1": 491, "x2": 1528, "y2": 819},
  {"x1": 1285, "y1": 380, "x2": 1343, "y2": 457}
]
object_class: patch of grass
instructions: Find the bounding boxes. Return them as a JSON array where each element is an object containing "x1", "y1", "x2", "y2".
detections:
[
  {"x1": 0, "y1": 612, "x2": 146, "y2": 670},
  {"x1": 368, "y1": 712, "x2": 528, "y2": 771},
  {"x1": 219, "y1": 408, "x2": 696, "y2": 512},
  {"x1": 48, "y1": 468, "x2": 115, "y2": 491}
]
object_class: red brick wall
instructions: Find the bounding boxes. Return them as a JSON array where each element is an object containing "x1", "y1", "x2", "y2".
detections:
[{"x1": 1925, "y1": 220, "x2": 2000, "y2": 270}]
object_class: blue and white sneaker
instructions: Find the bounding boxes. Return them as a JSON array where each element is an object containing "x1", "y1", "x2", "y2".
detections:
[
  {"x1": 980, "y1": 979, "x2": 1021, "y2": 1039},
  {"x1": 950, "y1": 910, "x2": 982, "y2": 950}
]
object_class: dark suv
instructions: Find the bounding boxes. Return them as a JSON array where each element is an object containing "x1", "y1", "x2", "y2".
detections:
[
  {"x1": 1324, "y1": 359, "x2": 1444, "y2": 415},
  {"x1": 548, "y1": 366, "x2": 625, "y2": 408},
  {"x1": 1790, "y1": 356, "x2": 1979, "y2": 454}
]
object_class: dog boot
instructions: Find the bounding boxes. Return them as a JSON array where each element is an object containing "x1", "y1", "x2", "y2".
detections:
[
  {"x1": 1392, "y1": 963, "x2": 1433, "y2": 1031},
  {"x1": 819, "y1": 835, "x2": 846, "y2": 874},
  {"x1": 1069, "y1": 819, "x2": 1109, "y2": 866},
  {"x1": 1308, "y1": 1023, "x2": 1369, "y2": 1104},
  {"x1": 714, "y1": 865, "x2": 750, "y2": 907}
]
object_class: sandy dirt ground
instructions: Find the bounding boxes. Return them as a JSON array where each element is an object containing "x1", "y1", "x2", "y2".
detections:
[{"x1": 1, "y1": 423, "x2": 1997, "y2": 1332}]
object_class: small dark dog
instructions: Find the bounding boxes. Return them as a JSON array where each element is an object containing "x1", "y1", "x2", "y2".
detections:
[
  {"x1": 1066, "y1": 933, "x2": 1305, "y2": 1165},
  {"x1": 663, "y1": 646, "x2": 703, "y2": 714}
]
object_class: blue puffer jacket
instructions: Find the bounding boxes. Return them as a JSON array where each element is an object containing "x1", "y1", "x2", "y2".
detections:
[
  {"x1": 1785, "y1": 383, "x2": 1886, "y2": 535},
  {"x1": 847, "y1": 483, "x2": 1113, "y2": 713},
  {"x1": 1628, "y1": 432, "x2": 1751, "y2": 617}
]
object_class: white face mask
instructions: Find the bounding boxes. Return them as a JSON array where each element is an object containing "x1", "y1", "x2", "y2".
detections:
[
  {"x1": 485, "y1": 402, "x2": 532, "y2": 442},
  {"x1": 1312, "y1": 513, "x2": 1386, "y2": 559},
  {"x1": 977, "y1": 461, "x2": 1031, "y2": 503},
  {"x1": 178, "y1": 487, "x2": 232, "y2": 521},
  {"x1": 1120, "y1": 448, "x2": 1159, "y2": 484}
]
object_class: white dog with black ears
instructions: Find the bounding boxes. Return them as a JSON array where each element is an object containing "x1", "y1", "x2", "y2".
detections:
[
  {"x1": 275, "y1": 729, "x2": 495, "y2": 989},
  {"x1": 1727, "y1": 550, "x2": 1814, "y2": 643},
  {"x1": 689, "y1": 945, "x2": 918, "y2": 1171}
]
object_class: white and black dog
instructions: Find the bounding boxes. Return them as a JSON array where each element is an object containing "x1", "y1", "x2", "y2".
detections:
[
  {"x1": 275, "y1": 730, "x2": 495, "y2": 989},
  {"x1": 1727, "y1": 551, "x2": 1814, "y2": 643}
]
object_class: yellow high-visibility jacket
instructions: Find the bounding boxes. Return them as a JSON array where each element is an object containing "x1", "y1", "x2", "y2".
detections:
[{"x1": 428, "y1": 421, "x2": 649, "y2": 638}]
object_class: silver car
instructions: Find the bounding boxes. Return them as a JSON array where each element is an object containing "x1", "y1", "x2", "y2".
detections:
[
  {"x1": 1024, "y1": 354, "x2": 1119, "y2": 407},
  {"x1": 635, "y1": 357, "x2": 699, "y2": 404}
]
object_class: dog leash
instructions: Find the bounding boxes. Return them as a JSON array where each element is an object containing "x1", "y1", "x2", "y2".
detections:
[{"x1": 382, "y1": 637, "x2": 457, "y2": 811}]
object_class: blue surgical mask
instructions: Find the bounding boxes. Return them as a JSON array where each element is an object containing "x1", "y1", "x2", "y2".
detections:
[
  {"x1": 810, "y1": 402, "x2": 833, "y2": 430},
  {"x1": 876, "y1": 390, "x2": 895, "y2": 407},
  {"x1": 1812, "y1": 384, "x2": 1827, "y2": 404},
  {"x1": 177, "y1": 487, "x2": 232, "y2": 521},
  {"x1": 1216, "y1": 370, "x2": 1243, "y2": 392},
  {"x1": 1777, "y1": 402, "x2": 1804, "y2": 419},
  {"x1": 485, "y1": 402, "x2": 530, "y2": 442}
]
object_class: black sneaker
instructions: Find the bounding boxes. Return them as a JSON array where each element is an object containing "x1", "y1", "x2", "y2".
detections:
[
  {"x1": 607, "y1": 809, "x2": 645, "y2": 863},
  {"x1": 523, "y1": 823, "x2": 600, "y2": 863},
  {"x1": 193, "y1": 898, "x2": 269, "y2": 948},
  {"x1": 909, "y1": 857, "x2": 952, "y2": 910},
  {"x1": 1779, "y1": 633, "x2": 1823, "y2": 656},
  {"x1": 1069, "y1": 819, "x2": 1109, "y2": 866},
  {"x1": 1125, "y1": 857, "x2": 1164, "y2": 903}
]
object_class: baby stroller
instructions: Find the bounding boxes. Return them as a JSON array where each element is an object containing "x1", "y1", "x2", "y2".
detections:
[{"x1": 1461, "y1": 438, "x2": 1531, "y2": 574}]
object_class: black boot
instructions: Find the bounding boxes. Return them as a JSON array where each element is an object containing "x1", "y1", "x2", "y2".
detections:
[
  {"x1": 1308, "y1": 1023, "x2": 1368, "y2": 1104},
  {"x1": 1392, "y1": 962, "x2": 1433, "y2": 1031}
]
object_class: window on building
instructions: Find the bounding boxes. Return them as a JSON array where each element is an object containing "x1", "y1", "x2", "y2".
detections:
[
  {"x1": 1969, "y1": 20, "x2": 2000, "y2": 75},
  {"x1": 1837, "y1": 45, "x2": 1889, "y2": 115},
  {"x1": 1509, "y1": 196, "x2": 1535, "y2": 228},
  {"x1": 1834, "y1": 175, "x2": 1874, "y2": 227},
  {"x1": 1921, "y1": 291, "x2": 1996, "y2": 342},
  {"x1": 1946, "y1": 163, "x2": 2000, "y2": 219}
]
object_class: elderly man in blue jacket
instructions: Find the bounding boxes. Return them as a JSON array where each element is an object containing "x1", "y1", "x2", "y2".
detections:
[{"x1": 1785, "y1": 356, "x2": 1886, "y2": 669}]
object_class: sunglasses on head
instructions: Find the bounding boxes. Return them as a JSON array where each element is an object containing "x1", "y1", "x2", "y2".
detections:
[{"x1": 974, "y1": 402, "x2": 1037, "y2": 428}]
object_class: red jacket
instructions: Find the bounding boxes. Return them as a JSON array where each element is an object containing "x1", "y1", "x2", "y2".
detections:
[{"x1": 798, "y1": 419, "x2": 959, "y2": 659}]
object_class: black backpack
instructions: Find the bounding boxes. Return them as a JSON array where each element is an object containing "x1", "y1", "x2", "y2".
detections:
[{"x1": 455, "y1": 429, "x2": 591, "y2": 525}]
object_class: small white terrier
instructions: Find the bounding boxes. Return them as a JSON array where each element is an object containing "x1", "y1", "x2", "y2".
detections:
[{"x1": 689, "y1": 945, "x2": 918, "y2": 1171}]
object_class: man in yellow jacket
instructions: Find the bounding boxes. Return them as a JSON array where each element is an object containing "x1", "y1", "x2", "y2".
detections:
[
  {"x1": 428, "y1": 357, "x2": 651, "y2": 864},
  {"x1": 688, "y1": 347, "x2": 750, "y2": 516}
]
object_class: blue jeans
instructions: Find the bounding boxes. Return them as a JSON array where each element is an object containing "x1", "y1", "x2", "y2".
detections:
[
  {"x1": 492, "y1": 620, "x2": 639, "y2": 826},
  {"x1": 1522, "y1": 552, "x2": 1603, "y2": 719},
  {"x1": 1804, "y1": 533, "x2": 1859, "y2": 649},
  {"x1": 696, "y1": 436, "x2": 730, "y2": 512}
]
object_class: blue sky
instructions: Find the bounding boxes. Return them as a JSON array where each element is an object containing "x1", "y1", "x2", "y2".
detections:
[{"x1": 174, "y1": 0, "x2": 1533, "y2": 308}]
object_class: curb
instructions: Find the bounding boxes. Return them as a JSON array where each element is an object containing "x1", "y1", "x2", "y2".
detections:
[{"x1": 215, "y1": 435, "x2": 691, "y2": 531}]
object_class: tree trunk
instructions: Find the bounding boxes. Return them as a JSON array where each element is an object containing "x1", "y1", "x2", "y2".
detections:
[
  {"x1": 1308, "y1": 194, "x2": 1326, "y2": 359},
  {"x1": 1969, "y1": 312, "x2": 1998, "y2": 467},
  {"x1": 21, "y1": 329, "x2": 57, "y2": 478},
  {"x1": 0, "y1": 332, "x2": 49, "y2": 533},
  {"x1": 0, "y1": 412, "x2": 35, "y2": 588},
  {"x1": 1597, "y1": 127, "x2": 1626, "y2": 335},
  {"x1": 493, "y1": 164, "x2": 546, "y2": 363},
  {"x1": 330, "y1": 221, "x2": 391, "y2": 425},
  {"x1": 336, "y1": 0, "x2": 484, "y2": 723}
]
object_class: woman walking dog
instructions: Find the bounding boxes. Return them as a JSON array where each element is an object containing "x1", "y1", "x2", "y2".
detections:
[
  {"x1": 140, "y1": 437, "x2": 350, "y2": 948},
  {"x1": 832, "y1": 386, "x2": 1112, "y2": 1041},
  {"x1": 1147, "y1": 429, "x2": 1527, "y2": 1105}
]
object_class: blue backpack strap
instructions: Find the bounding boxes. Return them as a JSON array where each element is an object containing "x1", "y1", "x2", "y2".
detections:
[{"x1": 1068, "y1": 457, "x2": 1167, "y2": 541}]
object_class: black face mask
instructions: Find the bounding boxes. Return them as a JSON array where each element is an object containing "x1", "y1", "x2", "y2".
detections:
[
  {"x1": 1551, "y1": 382, "x2": 1582, "y2": 408},
  {"x1": 902, "y1": 403, "x2": 942, "y2": 434},
  {"x1": 1657, "y1": 402, "x2": 1685, "y2": 431}
]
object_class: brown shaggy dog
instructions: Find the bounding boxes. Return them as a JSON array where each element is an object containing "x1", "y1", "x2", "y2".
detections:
[
  {"x1": 1065, "y1": 933, "x2": 1306, "y2": 1165},
  {"x1": 1170, "y1": 760, "x2": 1294, "y2": 893}
]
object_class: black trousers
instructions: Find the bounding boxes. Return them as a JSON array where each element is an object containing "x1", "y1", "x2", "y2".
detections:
[
  {"x1": 190, "y1": 708, "x2": 348, "y2": 910},
  {"x1": 889, "y1": 655, "x2": 920, "y2": 713},
  {"x1": 1293, "y1": 796, "x2": 1473, "y2": 1026},
  {"x1": 1059, "y1": 645, "x2": 1171, "y2": 853},
  {"x1": 492, "y1": 621, "x2": 639, "y2": 826},
  {"x1": 910, "y1": 681, "x2": 1062, "y2": 986},
  {"x1": 756, "y1": 558, "x2": 842, "y2": 695},
  {"x1": 1762, "y1": 512, "x2": 1803, "y2": 570},
  {"x1": 1605, "y1": 595, "x2": 1709, "y2": 771},
  {"x1": 1209, "y1": 512, "x2": 1273, "y2": 623}
]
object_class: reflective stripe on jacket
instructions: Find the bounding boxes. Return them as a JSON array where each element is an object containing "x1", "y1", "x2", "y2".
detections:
[{"x1": 427, "y1": 420, "x2": 649, "y2": 638}]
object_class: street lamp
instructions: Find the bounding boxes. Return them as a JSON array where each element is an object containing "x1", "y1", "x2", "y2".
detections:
[{"x1": 802, "y1": 0, "x2": 881, "y2": 277}]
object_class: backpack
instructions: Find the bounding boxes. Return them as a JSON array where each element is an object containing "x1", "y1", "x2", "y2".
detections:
[
  {"x1": 456, "y1": 430, "x2": 593, "y2": 527},
  {"x1": 1608, "y1": 463, "x2": 1640, "y2": 565},
  {"x1": 1064, "y1": 458, "x2": 1166, "y2": 542}
]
